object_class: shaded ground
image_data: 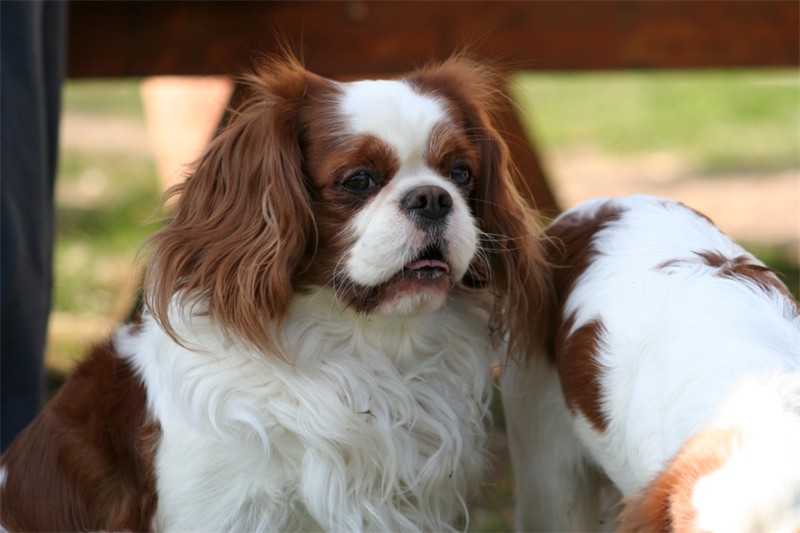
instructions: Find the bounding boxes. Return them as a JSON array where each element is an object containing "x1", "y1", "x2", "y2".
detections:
[{"x1": 549, "y1": 146, "x2": 798, "y2": 249}]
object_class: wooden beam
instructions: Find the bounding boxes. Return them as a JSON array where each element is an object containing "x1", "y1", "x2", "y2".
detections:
[{"x1": 67, "y1": 1, "x2": 799, "y2": 78}]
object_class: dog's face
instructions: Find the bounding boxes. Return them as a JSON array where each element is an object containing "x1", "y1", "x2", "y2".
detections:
[
  {"x1": 301, "y1": 78, "x2": 481, "y2": 315},
  {"x1": 145, "y1": 55, "x2": 549, "y2": 354}
]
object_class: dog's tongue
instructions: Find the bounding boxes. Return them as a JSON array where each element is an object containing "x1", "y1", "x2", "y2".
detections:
[{"x1": 405, "y1": 259, "x2": 450, "y2": 273}]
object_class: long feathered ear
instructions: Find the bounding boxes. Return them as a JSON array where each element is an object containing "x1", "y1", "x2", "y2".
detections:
[
  {"x1": 476, "y1": 116, "x2": 553, "y2": 360},
  {"x1": 144, "y1": 56, "x2": 330, "y2": 354},
  {"x1": 408, "y1": 55, "x2": 553, "y2": 359}
]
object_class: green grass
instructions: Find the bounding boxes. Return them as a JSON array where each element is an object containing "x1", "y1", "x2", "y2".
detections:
[
  {"x1": 53, "y1": 150, "x2": 158, "y2": 315},
  {"x1": 512, "y1": 69, "x2": 800, "y2": 173},
  {"x1": 62, "y1": 78, "x2": 146, "y2": 119}
]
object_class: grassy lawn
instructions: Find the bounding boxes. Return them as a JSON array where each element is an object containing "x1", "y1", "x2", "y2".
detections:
[
  {"x1": 63, "y1": 78, "x2": 144, "y2": 118},
  {"x1": 48, "y1": 70, "x2": 798, "y2": 530},
  {"x1": 512, "y1": 69, "x2": 799, "y2": 173},
  {"x1": 50, "y1": 80, "x2": 159, "y2": 370}
]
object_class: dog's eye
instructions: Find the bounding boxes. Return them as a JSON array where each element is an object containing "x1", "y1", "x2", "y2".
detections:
[
  {"x1": 342, "y1": 171, "x2": 376, "y2": 193},
  {"x1": 449, "y1": 165, "x2": 472, "y2": 187}
]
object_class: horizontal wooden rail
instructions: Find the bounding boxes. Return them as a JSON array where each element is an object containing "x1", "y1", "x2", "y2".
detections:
[{"x1": 67, "y1": 1, "x2": 799, "y2": 78}]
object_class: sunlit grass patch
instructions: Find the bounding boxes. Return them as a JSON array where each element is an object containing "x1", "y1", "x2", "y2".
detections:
[{"x1": 513, "y1": 69, "x2": 800, "y2": 174}]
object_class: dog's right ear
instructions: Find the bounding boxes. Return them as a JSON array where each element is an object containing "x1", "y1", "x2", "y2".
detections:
[{"x1": 144, "y1": 55, "x2": 334, "y2": 354}]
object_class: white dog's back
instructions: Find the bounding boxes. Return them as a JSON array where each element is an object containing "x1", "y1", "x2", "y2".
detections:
[{"x1": 503, "y1": 194, "x2": 800, "y2": 531}]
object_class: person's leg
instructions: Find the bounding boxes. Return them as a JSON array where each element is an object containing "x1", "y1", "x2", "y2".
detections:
[{"x1": 1, "y1": 0, "x2": 67, "y2": 451}]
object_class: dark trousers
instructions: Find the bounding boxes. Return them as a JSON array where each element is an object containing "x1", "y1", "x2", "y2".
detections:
[{"x1": 1, "y1": 0, "x2": 66, "y2": 451}]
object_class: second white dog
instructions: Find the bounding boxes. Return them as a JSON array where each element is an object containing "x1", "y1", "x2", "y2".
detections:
[{"x1": 503, "y1": 194, "x2": 800, "y2": 531}]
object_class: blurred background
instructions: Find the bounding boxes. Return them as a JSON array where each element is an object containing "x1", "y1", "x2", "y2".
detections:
[{"x1": 44, "y1": 2, "x2": 798, "y2": 530}]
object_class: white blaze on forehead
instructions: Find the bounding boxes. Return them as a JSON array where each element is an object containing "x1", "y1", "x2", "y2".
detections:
[{"x1": 339, "y1": 79, "x2": 447, "y2": 157}]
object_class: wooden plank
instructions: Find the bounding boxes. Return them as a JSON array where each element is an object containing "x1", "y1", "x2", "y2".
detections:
[{"x1": 67, "y1": 1, "x2": 799, "y2": 78}]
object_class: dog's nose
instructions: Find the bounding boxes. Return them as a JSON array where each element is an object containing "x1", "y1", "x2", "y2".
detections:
[{"x1": 401, "y1": 186, "x2": 453, "y2": 222}]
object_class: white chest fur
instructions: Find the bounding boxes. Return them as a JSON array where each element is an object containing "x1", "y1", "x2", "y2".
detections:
[{"x1": 119, "y1": 289, "x2": 493, "y2": 531}]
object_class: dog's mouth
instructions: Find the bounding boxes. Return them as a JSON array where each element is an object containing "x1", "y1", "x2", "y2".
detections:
[
  {"x1": 340, "y1": 244, "x2": 461, "y2": 314},
  {"x1": 403, "y1": 245, "x2": 450, "y2": 277}
]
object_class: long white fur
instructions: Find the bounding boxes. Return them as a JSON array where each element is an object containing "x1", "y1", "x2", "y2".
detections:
[
  {"x1": 122, "y1": 289, "x2": 491, "y2": 531},
  {"x1": 502, "y1": 348, "x2": 616, "y2": 531},
  {"x1": 503, "y1": 194, "x2": 800, "y2": 531},
  {"x1": 118, "y1": 78, "x2": 494, "y2": 531}
]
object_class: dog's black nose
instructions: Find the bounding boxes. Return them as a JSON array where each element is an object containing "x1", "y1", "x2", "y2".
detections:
[{"x1": 401, "y1": 186, "x2": 453, "y2": 222}]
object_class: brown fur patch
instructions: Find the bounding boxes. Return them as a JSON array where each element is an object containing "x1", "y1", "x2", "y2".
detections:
[
  {"x1": 697, "y1": 251, "x2": 797, "y2": 304},
  {"x1": 543, "y1": 202, "x2": 625, "y2": 430},
  {"x1": 0, "y1": 337, "x2": 159, "y2": 531},
  {"x1": 657, "y1": 250, "x2": 799, "y2": 312},
  {"x1": 619, "y1": 426, "x2": 743, "y2": 532},
  {"x1": 425, "y1": 122, "x2": 481, "y2": 192},
  {"x1": 556, "y1": 316, "x2": 609, "y2": 432}
]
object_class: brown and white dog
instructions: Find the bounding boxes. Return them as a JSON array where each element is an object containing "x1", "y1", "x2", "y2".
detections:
[
  {"x1": 0, "y1": 55, "x2": 549, "y2": 532},
  {"x1": 503, "y1": 194, "x2": 800, "y2": 532}
]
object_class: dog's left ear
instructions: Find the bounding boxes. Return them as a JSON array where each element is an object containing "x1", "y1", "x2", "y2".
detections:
[
  {"x1": 409, "y1": 56, "x2": 552, "y2": 358},
  {"x1": 144, "y1": 56, "x2": 334, "y2": 354}
]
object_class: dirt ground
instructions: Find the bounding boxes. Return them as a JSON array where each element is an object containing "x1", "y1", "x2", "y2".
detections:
[{"x1": 546, "y1": 147, "x2": 798, "y2": 250}]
